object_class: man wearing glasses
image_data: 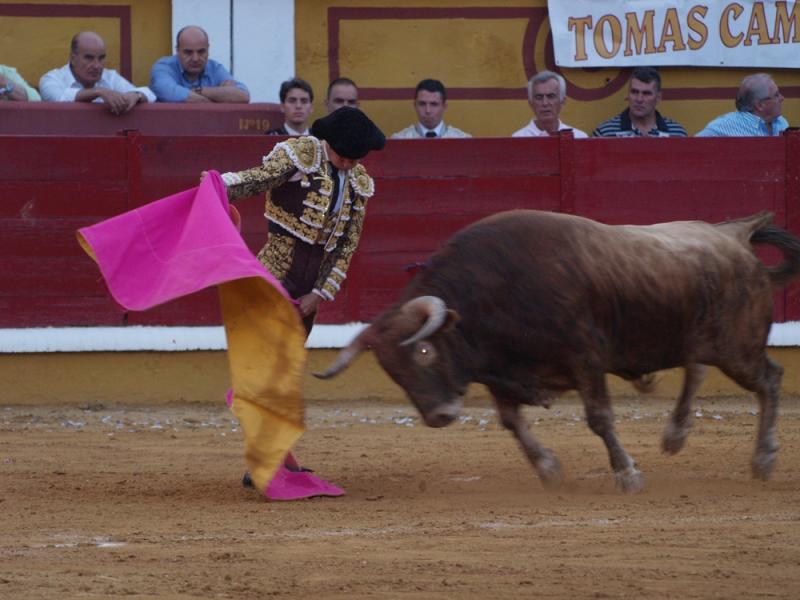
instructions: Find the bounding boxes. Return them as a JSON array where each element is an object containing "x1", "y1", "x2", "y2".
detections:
[
  {"x1": 512, "y1": 71, "x2": 587, "y2": 138},
  {"x1": 697, "y1": 73, "x2": 788, "y2": 137}
]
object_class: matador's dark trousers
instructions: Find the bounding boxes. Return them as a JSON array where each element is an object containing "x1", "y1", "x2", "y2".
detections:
[{"x1": 257, "y1": 232, "x2": 325, "y2": 337}]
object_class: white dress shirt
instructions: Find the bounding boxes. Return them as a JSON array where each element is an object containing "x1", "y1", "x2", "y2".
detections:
[
  {"x1": 512, "y1": 119, "x2": 588, "y2": 138},
  {"x1": 39, "y1": 64, "x2": 156, "y2": 103},
  {"x1": 284, "y1": 124, "x2": 310, "y2": 136},
  {"x1": 390, "y1": 122, "x2": 472, "y2": 139}
]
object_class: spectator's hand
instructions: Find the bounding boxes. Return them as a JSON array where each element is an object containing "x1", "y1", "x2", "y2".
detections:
[
  {"x1": 199, "y1": 171, "x2": 209, "y2": 184},
  {"x1": 97, "y1": 89, "x2": 129, "y2": 115},
  {"x1": 122, "y1": 92, "x2": 141, "y2": 113},
  {"x1": 297, "y1": 293, "x2": 322, "y2": 317},
  {"x1": 187, "y1": 91, "x2": 211, "y2": 103}
]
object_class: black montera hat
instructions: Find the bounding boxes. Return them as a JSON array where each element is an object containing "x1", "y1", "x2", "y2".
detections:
[{"x1": 311, "y1": 107, "x2": 386, "y2": 160}]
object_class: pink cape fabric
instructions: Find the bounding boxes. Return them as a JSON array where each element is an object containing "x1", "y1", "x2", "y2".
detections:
[{"x1": 77, "y1": 171, "x2": 344, "y2": 500}]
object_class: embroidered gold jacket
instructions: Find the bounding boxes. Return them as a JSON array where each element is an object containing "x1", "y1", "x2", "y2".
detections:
[{"x1": 220, "y1": 136, "x2": 375, "y2": 301}]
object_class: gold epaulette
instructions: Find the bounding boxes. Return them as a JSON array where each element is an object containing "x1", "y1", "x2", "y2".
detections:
[
  {"x1": 348, "y1": 164, "x2": 375, "y2": 198},
  {"x1": 268, "y1": 136, "x2": 323, "y2": 177}
]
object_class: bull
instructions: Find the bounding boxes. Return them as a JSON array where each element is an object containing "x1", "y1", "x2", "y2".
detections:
[{"x1": 316, "y1": 210, "x2": 800, "y2": 492}]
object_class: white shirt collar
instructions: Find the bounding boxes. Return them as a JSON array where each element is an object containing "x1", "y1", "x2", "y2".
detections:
[
  {"x1": 284, "y1": 124, "x2": 309, "y2": 136},
  {"x1": 418, "y1": 122, "x2": 445, "y2": 137}
]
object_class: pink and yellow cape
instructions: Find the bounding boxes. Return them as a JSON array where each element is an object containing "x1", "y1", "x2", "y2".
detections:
[{"x1": 77, "y1": 171, "x2": 343, "y2": 500}]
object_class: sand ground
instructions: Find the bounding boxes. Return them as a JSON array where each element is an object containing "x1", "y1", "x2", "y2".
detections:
[{"x1": 2, "y1": 392, "x2": 799, "y2": 599}]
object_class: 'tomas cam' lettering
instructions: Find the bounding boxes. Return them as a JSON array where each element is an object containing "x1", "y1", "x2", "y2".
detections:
[{"x1": 568, "y1": 1, "x2": 800, "y2": 61}]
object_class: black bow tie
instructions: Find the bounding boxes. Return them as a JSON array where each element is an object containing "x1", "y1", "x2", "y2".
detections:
[{"x1": 425, "y1": 131, "x2": 437, "y2": 138}]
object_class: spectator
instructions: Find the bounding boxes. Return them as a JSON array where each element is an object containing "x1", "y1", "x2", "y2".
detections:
[
  {"x1": 150, "y1": 25, "x2": 249, "y2": 103},
  {"x1": 512, "y1": 71, "x2": 587, "y2": 138},
  {"x1": 0, "y1": 64, "x2": 41, "y2": 101},
  {"x1": 39, "y1": 31, "x2": 155, "y2": 114},
  {"x1": 266, "y1": 77, "x2": 313, "y2": 136},
  {"x1": 592, "y1": 67, "x2": 686, "y2": 137},
  {"x1": 391, "y1": 79, "x2": 471, "y2": 139},
  {"x1": 325, "y1": 77, "x2": 360, "y2": 113},
  {"x1": 696, "y1": 73, "x2": 788, "y2": 137}
]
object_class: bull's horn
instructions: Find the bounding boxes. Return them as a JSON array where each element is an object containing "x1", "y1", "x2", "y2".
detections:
[
  {"x1": 313, "y1": 327, "x2": 372, "y2": 379},
  {"x1": 399, "y1": 295, "x2": 448, "y2": 347}
]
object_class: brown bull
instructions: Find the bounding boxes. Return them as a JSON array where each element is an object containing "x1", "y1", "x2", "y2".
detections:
[{"x1": 316, "y1": 210, "x2": 800, "y2": 492}]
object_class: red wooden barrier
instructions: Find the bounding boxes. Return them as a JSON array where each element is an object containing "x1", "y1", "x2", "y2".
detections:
[{"x1": 0, "y1": 131, "x2": 798, "y2": 328}]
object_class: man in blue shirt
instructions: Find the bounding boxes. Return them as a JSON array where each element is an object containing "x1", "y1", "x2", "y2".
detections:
[
  {"x1": 150, "y1": 25, "x2": 249, "y2": 103},
  {"x1": 696, "y1": 73, "x2": 788, "y2": 137}
]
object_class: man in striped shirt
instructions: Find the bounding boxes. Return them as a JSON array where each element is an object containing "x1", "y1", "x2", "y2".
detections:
[
  {"x1": 592, "y1": 67, "x2": 686, "y2": 138},
  {"x1": 696, "y1": 73, "x2": 789, "y2": 137}
]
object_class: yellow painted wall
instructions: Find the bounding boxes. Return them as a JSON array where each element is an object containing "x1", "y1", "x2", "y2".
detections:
[
  {"x1": 0, "y1": 0, "x2": 170, "y2": 89},
  {"x1": 296, "y1": 0, "x2": 800, "y2": 137}
]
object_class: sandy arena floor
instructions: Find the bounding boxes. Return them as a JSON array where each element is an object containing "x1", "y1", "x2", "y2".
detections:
[{"x1": 2, "y1": 394, "x2": 799, "y2": 599}]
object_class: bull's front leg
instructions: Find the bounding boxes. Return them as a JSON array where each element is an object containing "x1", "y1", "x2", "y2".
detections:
[
  {"x1": 579, "y1": 375, "x2": 643, "y2": 493},
  {"x1": 492, "y1": 395, "x2": 563, "y2": 488}
]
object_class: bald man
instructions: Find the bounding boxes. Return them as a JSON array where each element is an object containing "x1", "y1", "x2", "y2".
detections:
[
  {"x1": 150, "y1": 26, "x2": 250, "y2": 103},
  {"x1": 39, "y1": 31, "x2": 155, "y2": 115}
]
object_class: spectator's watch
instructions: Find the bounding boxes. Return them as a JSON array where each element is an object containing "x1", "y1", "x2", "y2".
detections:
[{"x1": 0, "y1": 82, "x2": 14, "y2": 96}]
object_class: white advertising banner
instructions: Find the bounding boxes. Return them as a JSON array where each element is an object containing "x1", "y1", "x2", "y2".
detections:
[{"x1": 548, "y1": 0, "x2": 800, "y2": 68}]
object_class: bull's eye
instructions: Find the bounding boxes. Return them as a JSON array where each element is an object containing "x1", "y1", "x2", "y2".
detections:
[{"x1": 413, "y1": 341, "x2": 437, "y2": 367}]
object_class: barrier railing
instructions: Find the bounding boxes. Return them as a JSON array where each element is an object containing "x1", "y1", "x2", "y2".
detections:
[{"x1": 1, "y1": 130, "x2": 798, "y2": 327}]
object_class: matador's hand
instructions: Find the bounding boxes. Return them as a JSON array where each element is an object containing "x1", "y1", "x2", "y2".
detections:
[{"x1": 297, "y1": 293, "x2": 322, "y2": 317}]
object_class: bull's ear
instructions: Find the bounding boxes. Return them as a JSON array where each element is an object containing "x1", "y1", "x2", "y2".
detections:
[{"x1": 442, "y1": 309, "x2": 460, "y2": 331}]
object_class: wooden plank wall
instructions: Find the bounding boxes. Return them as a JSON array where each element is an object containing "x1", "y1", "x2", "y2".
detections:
[{"x1": 0, "y1": 131, "x2": 797, "y2": 328}]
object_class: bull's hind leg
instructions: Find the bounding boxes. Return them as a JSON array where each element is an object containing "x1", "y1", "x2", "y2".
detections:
[
  {"x1": 752, "y1": 357, "x2": 782, "y2": 480},
  {"x1": 492, "y1": 395, "x2": 563, "y2": 488},
  {"x1": 721, "y1": 354, "x2": 783, "y2": 480},
  {"x1": 579, "y1": 376, "x2": 643, "y2": 493},
  {"x1": 662, "y1": 363, "x2": 707, "y2": 455}
]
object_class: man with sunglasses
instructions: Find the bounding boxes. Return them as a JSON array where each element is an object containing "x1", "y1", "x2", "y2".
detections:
[{"x1": 697, "y1": 73, "x2": 789, "y2": 137}]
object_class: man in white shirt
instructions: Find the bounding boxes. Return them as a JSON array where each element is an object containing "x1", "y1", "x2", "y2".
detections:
[
  {"x1": 512, "y1": 71, "x2": 587, "y2": 138},
  {"x1": 391, "y1": 79, "x2": 471, "y2": 139},
  {"x1": 40, "y1": 31, "x2": 155, "y2": 115},
  {"x1": 266, "y1": 77, "x2": 314, "y2": 136}
]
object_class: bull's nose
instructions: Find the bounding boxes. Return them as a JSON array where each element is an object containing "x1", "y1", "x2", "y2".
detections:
[{"x1": 422, "y1": 400, "x2": 462, "y2": 428}]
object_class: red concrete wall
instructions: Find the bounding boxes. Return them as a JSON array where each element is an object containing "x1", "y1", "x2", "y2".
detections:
[{"x1": 1, "y1": 128, "x2": 798, "y2": 328}]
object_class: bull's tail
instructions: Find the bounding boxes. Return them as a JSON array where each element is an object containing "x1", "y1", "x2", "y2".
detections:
[{"x1": 751, "y1": 224, "x2": 800, "y2": 287}]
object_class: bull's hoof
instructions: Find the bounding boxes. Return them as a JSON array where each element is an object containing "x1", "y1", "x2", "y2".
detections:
[
  {"x1": 752, "y1": 448, "x2": 778, "y2": 481},
  {"x1": 661, "y1": 422, "x2": 688, "y2": 455},
  {"x1": 615, "y1": 467, "x2": 645, "y2": 493},
  {"x1": 536, "y1": 454, "x2": 564, "y2": 489}
]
